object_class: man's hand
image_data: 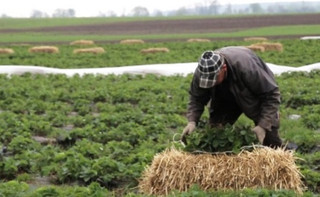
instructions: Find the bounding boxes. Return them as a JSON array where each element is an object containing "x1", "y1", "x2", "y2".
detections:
[
  {"x1": 180, "y1": 122, "x2": 196, "y2": 145},
  {"x1": 252, "y1": 125, "x2": 266, "y2": 144}
]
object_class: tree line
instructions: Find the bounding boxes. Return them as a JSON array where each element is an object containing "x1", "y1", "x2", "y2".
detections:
[{"x1": 1, "y1": 0, "x2": 320, "y2": 18}]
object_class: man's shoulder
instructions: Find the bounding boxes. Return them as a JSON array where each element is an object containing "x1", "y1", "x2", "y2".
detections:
[{"x1": 219, "y1": 46, "x2": 251, "y2": 54}]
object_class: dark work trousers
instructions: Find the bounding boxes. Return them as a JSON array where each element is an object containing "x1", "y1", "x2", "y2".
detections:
[{"x1": 208, "y1": 81, "x2": 282, "y2": 148}]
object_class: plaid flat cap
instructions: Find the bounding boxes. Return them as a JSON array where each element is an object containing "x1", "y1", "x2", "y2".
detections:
[{"x1": 197, "y1": 50, "x2": 224, "y2": 88}]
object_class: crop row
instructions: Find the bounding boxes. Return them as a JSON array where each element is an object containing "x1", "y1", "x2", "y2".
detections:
[
  {"x1": 0, "y1": 70, "x2": 319, "y2": 195},
  {"x1": 0, "y1": 39, "x2": 319, "y2": 68}
]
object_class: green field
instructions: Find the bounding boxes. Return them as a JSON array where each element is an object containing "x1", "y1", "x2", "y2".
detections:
[
  {"x1": 0, "y1": 15, "x2": 320, "y2": 196},
  {"x1": 0, "y1": 14, "x2": 320, "y2": 43},
  {"x1": 1, "y1": 39, "x2": 319, "y2": 68},
  {"x1": 0, "y1": 15, "x2": 265, "y2": 29},
  {"x1": 0, "y1": 25, "x2": 319, "y2": 43}
]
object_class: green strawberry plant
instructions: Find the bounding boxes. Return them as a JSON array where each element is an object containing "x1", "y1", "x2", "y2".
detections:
[{"x1": 184, "y1": 123, "x2": 257, "y2": 153}]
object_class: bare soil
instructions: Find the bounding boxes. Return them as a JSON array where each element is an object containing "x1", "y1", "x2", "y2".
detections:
[{"x1": 1, "y1": 13, "x2": 319, "y2": 43}]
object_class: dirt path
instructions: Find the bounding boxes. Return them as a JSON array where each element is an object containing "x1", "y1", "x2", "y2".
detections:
[
  {"x1": 1, "y1": 13, "x2": 319, "y2": 44},
  {"x1": 1, "y1": 13, "x2": 319, "y2": 35}
]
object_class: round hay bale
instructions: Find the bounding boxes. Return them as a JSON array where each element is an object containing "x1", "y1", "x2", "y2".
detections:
[
  {"x1": 73, "y1": 47, "x2": 105, "y2": 54},
  {"x1": 70, "y1": 40, "x2": 95, "y2": 45},
  {"x1": 251, "y1": 42, "x2": 283, "y2": 52},
  {"x1": 139, "y1": 147, "x2": 304, "y2": 195},
  {"x1": 244, "y1": 37, "x2": 268, "y2": 42},
  {"x1": 187, "y1": 38, "x2": 211, "y2": 43},
  {"x1": 245, "y1": 45, "x2": 265, "y2": 52},
  {"x1": 0, "y1": 48, "x2": 14, "y2": 54},
  {"x1": 120, "y1": 39, "x2": 145, "y2": 44},
  {"x1": 140, "y1": 47, "x2": 169, "y2": 54},
  {"x1": 29, "y1": 46, "x2": 59, "y2": 54}
]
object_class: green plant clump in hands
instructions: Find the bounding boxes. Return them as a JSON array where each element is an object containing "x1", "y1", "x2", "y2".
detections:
[{"x1": 183, "y1": 123, "x2": 257, "y2": 153}]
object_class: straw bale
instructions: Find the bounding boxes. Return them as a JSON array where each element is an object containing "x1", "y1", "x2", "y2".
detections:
[
  {"x1": 140, "y1": 47, "x2": 170, "y2": 54},
  {"x1": 29, "y1": 46, "x2": 59, "y2": 54},
  {"x1": 245, "y1": 45, "x2": 265, "y2": 52},
  {"x1": 187, "y1": 38, "x2": 211, "y2": 43},
  {"x1": 251, "y1": 42, "x2": 283, "y2": 52},
  {"x1": 73, "y1": 47, "x2": 105, "y2": 54},
  {"x1": 139, "y1": 147, "x2": 304, "y2": 195},
  {"x1": 244, "y1": 37, "x2": 268, "y2": 42},
  {"x1": 120, "y1": 39, "x2": 145, "y2": 44},
  {"x1": 0, "y1": 48, "x2": 14, "y2": 54},
  {"x1": 70, "y1": 40, "x2": 95, "y2": 45}
]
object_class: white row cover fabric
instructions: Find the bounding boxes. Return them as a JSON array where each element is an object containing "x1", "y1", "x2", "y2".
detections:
[{"x1": 1, "y1": 62, "x2": 320, "y2": 77}]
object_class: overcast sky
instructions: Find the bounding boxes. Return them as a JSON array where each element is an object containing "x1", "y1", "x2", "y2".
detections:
[{"x1": 1, "y1": 0, "x2": 319, "y2": 17}]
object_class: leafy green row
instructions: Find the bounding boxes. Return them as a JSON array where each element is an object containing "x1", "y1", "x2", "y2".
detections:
[
  {"x1": 1, "y1": 39, "x2": 320, "y2": 68},
  {"x1": 0, "y1": 70, "x2": 319, "y2": 195},
  {"x1": 2, "y1": 180, "x2": 318, "y2": 197},
  {"x1": 0, "y1": 73, "x2": 190, "y2": 193}
]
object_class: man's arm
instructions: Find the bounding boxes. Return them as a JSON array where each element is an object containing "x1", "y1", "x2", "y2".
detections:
[
  {"x1": 241, "y1": 61, "x2": 280, "y2": 131},
  {"x1": 186, "y1": 74, "x2": 211, "y2": 124},
  {"x1": 181, "y1": 73, "x2": 211, "y2": 144},
  {"x1": 257, "y1": 87, "x2": 280, "y2": 131}
]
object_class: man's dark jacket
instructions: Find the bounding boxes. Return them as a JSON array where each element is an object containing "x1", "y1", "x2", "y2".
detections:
[{"x1": 187, "y1": 46, "x2": 280, "y2": 131}]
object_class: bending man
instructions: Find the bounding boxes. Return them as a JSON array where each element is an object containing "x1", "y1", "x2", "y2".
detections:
[{"x1": 181, "y1": 46, "x2": 282, "y2": 148}]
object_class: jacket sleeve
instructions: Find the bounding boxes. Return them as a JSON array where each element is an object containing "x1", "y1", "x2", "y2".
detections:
[
  {"x1": 240, "y1": 58, "x2": 280, "y2": 131},
  {"x1": 186, "y1": 72, "x2": 211, "y2": 124},
  {"x1": 258, "y1": 88, "x2": 280, "y2": 131}
]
